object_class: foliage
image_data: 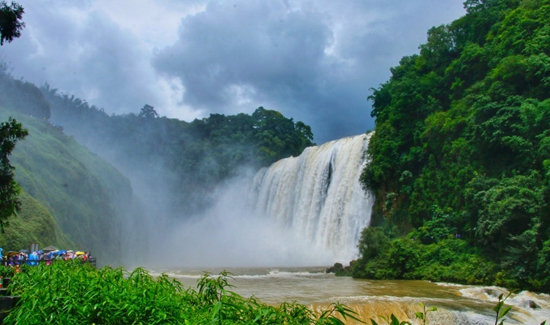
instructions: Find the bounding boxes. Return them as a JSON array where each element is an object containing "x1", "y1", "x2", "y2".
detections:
[
  {"x1": 0, "y1": 108, "x2": 136, "y2": 264},
  {"x1": 0, "y1": 65, "x2": 50, "y2": 119},
  {"x1": 369, "y1": 314, "x2": 411, "y2": 325},
  {"x1": 0, "y1": 116, "x2": 26, "y2": 232},
  {"x1": 3, "y1": 262, "x2": 363, "y2": 324},
  {"x1": 493, "y1": 292, "x2": 513, "y2": 325},
  {"x1": 0, "y1": 1, "x2": 24, "y2": 46},
  {"x1": 353, "y1": 232, "x2": 500, "y2": 285},
  {"x1": 415, "y1": 302, "x2": 437, "y2": 325},
  {"x1": 42, "y1": 83, "x2": 314, "y2": 216},
  {"x1": 357, "y1": 0, "x2": 550, "y2": 291},
  {"x1": 0, "y1": 191, "x2": 73, "y2": 251},
  {"x1": 0, "y1": 58, "x2": 314, "y2": 263}
]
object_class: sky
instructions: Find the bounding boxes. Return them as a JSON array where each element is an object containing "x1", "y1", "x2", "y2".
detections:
[{"x1": 0, "y1": 0, "x2": 466, "y2": 144}]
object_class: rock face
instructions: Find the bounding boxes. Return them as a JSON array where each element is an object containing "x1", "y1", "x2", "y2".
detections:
[
  {"x1": 326, "y1": 263, "x2": 344, "y2": 273},
  {"x1": 326, "y1": 262, "x2": 353, "y2": 276},
  {"x1": 528, "y1": 300, "x2": 539, "y2": 309}
]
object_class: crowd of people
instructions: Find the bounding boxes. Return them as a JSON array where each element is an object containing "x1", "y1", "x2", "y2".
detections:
[{"x1": 0, "y1": 248, "x2": 92, "y2": 267}]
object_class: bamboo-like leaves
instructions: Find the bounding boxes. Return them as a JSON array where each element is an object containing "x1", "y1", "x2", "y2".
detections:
[{"x1": 1, "y1": 262, "x2": 367, "y2": 324}]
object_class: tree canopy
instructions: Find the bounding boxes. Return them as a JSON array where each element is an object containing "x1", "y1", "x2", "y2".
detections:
[
  {"x1": 40, "y1": 85, "x2": 314, "y2": 216},
  {"x1": 0, "y1": 117, "x2": 27, "y2": 231},
  {"x1": 0, "y1": 1, "x2": 26, "y2": 232},
  {"x1": 0, "y1": 1, "x2": 24, "y2": 45},
  {"x1": 355, "y1": 0, "x2": 550, "y2": 291}
]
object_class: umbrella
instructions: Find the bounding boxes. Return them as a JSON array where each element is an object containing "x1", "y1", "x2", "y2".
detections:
[
  {"x1": 42, "y1": 246, "x2": 58, "y2": 252},
  {"x1": 19, "y1": 249, "x2": 29, "y2": 254},
  {"x1": 75, "y1": 251, "x2": 85, "y2": 256}
]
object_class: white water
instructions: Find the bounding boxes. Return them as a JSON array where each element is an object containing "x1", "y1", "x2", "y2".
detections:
[
  {"x1": 148, "y1": 267, "x2": 550, "y2": 324},
  {"x1": 148, "y1": 133, "x2": 372, "y2": 267},
  {"x1": 250, "y1": 133, "x2": 374, "y2": 262}
]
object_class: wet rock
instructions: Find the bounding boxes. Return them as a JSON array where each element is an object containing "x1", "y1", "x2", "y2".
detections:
[
  {"x1": 528, "y1": 300, "x2": 539, "y2": 309},
  {"x1": 326, "y1": 262, "x2": 352, "y2": 276},
  {"x1": 326, "y1": 263, "x2": 344, "y2": 274}
]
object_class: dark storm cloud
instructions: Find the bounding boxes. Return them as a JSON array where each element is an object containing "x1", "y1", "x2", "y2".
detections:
[
  {"x1": 0, "y1": 1, "x2": 160, "y2": 114},
  {"x1": 0, "y1": 0, "x2": 466, "y2": 144},
  {"x1": 155, "y1": 1, "x2": 331, "y2": 106},
  {"x1": 153, "y1": 0, "x2": 465, "y2": 143}
]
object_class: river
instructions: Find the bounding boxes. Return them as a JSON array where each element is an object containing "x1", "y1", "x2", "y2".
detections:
[{"x1": 147, "y1": 266, "x2": 550, "y2": 324}]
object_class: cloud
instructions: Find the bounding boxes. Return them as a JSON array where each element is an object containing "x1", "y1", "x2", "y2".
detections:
[
  {"x1": 153, "y1": 0, "x2": 466, "y2": 142},
  {"x1": 0, "y1": 0, "x2": 466, "y2": 143},
  {"x1": 0, "y1": 0, "x2": 203, "y2": 120}
]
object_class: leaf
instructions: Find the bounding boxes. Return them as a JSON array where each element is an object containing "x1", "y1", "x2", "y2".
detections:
[
  {"x1": 391, "y1": 314, "x2": 400, "y2": 325},
  {"x1": 499, "y1": 306, "x2": 512, "y2": 318}
]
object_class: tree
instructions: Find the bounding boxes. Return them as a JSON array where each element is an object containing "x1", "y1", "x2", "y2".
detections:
[
  {"x1": 0, "y1": 1, "x2": 24, "y2": 46},
  {"x1": 0, "y1": 2, "x2": 26, "y2": 231},
  {"x1": 0, "y1": 117, "x2": 27, "y2": 232},
  {"x1": 137, "y1": 104, "x2": 158, "y2": 119}
]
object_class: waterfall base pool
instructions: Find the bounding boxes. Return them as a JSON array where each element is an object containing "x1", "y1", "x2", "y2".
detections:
[{"x1": 147, "y1": 266, "x2": 550, "y2": 324}]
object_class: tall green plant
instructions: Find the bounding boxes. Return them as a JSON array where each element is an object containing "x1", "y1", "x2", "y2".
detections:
[
  {"x1": 4, "y1": 262, "x2": 365, "y2": 324},
  {"x1": 0, "y1": 117, "x2": 27, "y2": 232}
]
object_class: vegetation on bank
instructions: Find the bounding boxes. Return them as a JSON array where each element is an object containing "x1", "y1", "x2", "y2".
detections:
[
  {"x1": 354, "y1": 0, "x2": 550, "y2": 292},
  {"x1": 3, "y1": 262, "x2": 543, "y2": 325},
  {"x1": 1, "y1": 262, "x2": 361, "y2": 325}
]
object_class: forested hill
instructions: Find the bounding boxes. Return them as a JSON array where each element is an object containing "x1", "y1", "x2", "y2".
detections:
[
  {"x1": 0, "y1": 59, "x2": 315, "y2": 261},
  {"x1": 0, "y1": 107, "x2": 139, "y2": 266},
  {"x1": 43, "y1": 88, "x2": 314, "y2": 217},
  {"x1": 354, "y1": 0, "x2": 550, "y2": 291}
]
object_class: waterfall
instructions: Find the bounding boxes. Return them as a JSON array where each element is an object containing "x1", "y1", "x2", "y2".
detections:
[{"x1": 250, "y1": 133, "x2": 374, "y2": 261}]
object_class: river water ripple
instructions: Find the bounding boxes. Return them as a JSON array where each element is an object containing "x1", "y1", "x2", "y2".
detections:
[{"x1": 147, "y1": 266, "x2": 550, "y2": 324}]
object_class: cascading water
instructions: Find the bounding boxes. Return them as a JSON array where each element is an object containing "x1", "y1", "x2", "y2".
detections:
[
  {"x1": 155, "y1": 133, "x2": 374, "y2": 267},
  {"x1": 250, "y1": 133, "x2": 374, "y2": 262}
]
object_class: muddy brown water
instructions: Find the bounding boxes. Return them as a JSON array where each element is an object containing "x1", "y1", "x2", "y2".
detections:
[{"x1": 148, "y1": 266, "x2": 550, "y2": 324}]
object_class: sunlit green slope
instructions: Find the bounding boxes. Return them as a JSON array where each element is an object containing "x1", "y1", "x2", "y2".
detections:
[{"x1": 0, "y1": 108, "x2": 135, "y2": 265}]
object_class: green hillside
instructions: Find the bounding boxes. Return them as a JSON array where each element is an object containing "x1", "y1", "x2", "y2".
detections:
[
  {"x1": 0, "y1": 108, "x2": 138, "y2": 266},
  {"x1": 44, "y1": 88, "x2": 314, "y2": 217},
  {"x1": 354, "y1": 0, "x2": 550, "y2": 291},
  {"x1": 0, "y1": 191, "x2": 73, "y2": 251},
  {"x1": 0, "y1": 61, "x2": 314, "y2": 266}
]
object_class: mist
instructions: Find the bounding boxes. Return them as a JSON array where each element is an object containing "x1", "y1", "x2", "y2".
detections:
[
  {"x1": 40, "y1": 101, "x2": 371, "y2": 269},
  {"x1": 143, "y1": 171, "x2": 339, "y2": 268}
]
